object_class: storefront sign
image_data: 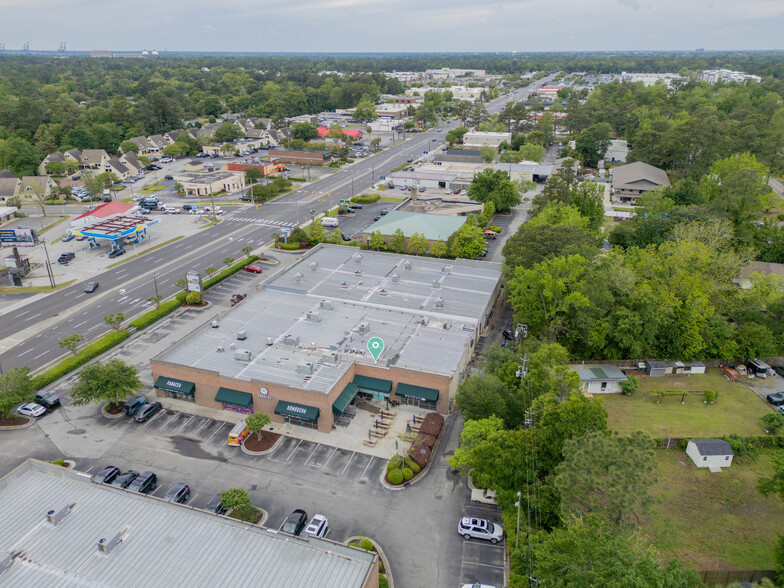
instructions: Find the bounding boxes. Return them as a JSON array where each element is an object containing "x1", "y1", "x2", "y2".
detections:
[
  {"x1": 186, "y1": 270, "x2": 203, "y2": 293},
  {"x1": 287, "y1": 405, "x2": 308, "y2": 414},
  {"x1": 258, "y1": 387, "x2": 272, "y2": 400}
]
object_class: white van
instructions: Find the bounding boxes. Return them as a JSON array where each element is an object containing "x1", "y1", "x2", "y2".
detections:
[{"x1": 321, "y1": 217, "x2": 339, "y2": 228}]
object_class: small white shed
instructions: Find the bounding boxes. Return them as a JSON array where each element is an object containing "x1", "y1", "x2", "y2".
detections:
[{"x1": 686, "y1": 439, "x2": 733, "y2": 472}]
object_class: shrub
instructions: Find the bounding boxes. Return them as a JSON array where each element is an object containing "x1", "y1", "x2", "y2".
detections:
[
  {"x1": 703, "y1": 389, "x2": 717, "y2": 404},
  {"x1": 405, "y1": 456, "x2": 421, "y2": 474},
  {"x1": 387, "y1": 455, "x2": 404, "y2": 473},
  {"x1": 778, "y1": 212, "x2": 784, "y2": 221},
  {"x1": 203, "y1": 256, "x2": 259, "y2": 290},
  {"x1": 359, "y1": 538, "x2": 373, "y2": 551},
  {"x1": 761, "y1": 412, "x2": 784, "y2": 435},
  {"x1": 53, "y1": 459, "x2": 65, "y2": 466},
  {"x1": 402, "y1": 467, "x2": 413, "y2": 481},
  {"x1": 278, "y1": 242, "x2": 300, "y2": 250},
  {"x1": 408, "y1": 443, "x2": 431, "y2": 468},
  {"x1": 185, "y1": 291, "x2": 202, "y2": 305},
  {"x1": 129, "y1": 300, "x2": 180, "y2": 330},
  {"x1": 418, "y1": 433, "x2": 436, "y2": 449},
  {"x1": 379, "y1": 576, "x2": 389, "y2": 588},
  {"x1": 176, "y1": 291, "x2": 187, "y2": 303},
  {"x1": 387, "y1": 469, "x2": 404, "y2": 485},
  {"x1": 487, "y1": 225, "x2": 502, "y2": 233},
  {"x1": 621, "y1": 375, "x2": 639, "y2": 396},
  {"x1": 724, "y1": 433, "x2": 758, "y2": 461},
  {"x1": 420, "y1": 413, "x2": 444, "y2": 437},
  {"x1": 351, "y1": 194, "x2": 381, "y2": 204}
]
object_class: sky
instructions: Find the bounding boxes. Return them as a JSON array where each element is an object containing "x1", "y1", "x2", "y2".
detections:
[{"x1": 0, "y1": 0, "x2": 783, "y2": 53}]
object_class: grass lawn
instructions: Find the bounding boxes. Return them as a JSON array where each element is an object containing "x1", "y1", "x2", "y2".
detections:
[
  {"x1": 137, "y1": 182, "x2": 164, "y2": 193},
  {"x1": 647, "y1": 449, "x2": 784, "y2": 570},
  {"x1": 603, "y1": 369, "x2": 774, "y2": 438}
]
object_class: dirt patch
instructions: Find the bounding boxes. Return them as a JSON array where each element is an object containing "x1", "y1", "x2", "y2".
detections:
[
  {"x1": 104, "y1": 404, "x2": 123, "y2": 415},
  {"x1": 0, "y1": 416, "x2": 30, "y2": 427},
  {"x1": 243, "y1": 430, "x2": 281, "y2": 452}
]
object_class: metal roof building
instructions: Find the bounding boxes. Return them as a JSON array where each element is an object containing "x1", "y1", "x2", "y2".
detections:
[
  {"x1": 152, "y1": 244, "x2": 502, "y2": 431},
  {"x1": 362, "y1": 211, "x2": 466, "y2": 242},
  {"x1": 0, "y1": 460, "x2": 378, "y2": 588}
]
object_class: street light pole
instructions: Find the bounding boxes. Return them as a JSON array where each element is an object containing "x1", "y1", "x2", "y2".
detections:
[
  {"x1": 515, "y1": 491, "x2": 522, "y2": 549},
  {"x1": 41, "y1": 238, "x2": 56, "y2": 289},
  {"x1": 153, "y1": 272, "x2": 160, "y2": 306}
]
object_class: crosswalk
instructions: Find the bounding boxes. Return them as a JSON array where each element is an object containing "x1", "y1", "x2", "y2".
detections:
[{"x1": 223, "y1": 214, "x2": 291, "y2": 227}]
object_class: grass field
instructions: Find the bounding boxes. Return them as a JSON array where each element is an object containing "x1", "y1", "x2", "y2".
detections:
[
  {"x1": 647, "y1": 449, "x2": 784, "y2": 570},
  {"x1": 603, "y1": 369, "x2": 774, "y2": 438}
]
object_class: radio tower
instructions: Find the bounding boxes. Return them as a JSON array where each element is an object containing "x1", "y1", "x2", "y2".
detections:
[
  {"x1": 0, "y1": 43, "x2": 5, "y2": 51},
  {"x1": 58, "y1": 42, "x2": 66, "y2": 54},
  {"x1": 22, "y1": 41, "x2": 30, "y2": 53}
]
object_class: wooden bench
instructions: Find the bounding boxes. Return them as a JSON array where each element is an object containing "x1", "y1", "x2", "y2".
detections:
[
  {"x1": 374, "y1": 421, "x2": 390, "y2": 429},
  {"x1": 380, "y1": 410, "x2": 397, "y2": 419},
  {"x1": 370, "y1": 429, "x2": 387, "y2": 439},
  {"x1": 413, "y1": 413, "x2": 426, "y2": 424},
  {"x1": 363, "y1": 439, "x2": 377, "y2": 447}
]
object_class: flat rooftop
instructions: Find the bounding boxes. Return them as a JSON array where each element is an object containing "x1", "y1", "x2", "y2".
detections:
[
  {"x1": 157, "y1": 245, "x2": 501, "y2": 391},
  {"x1": 174, "y1": 171, "x2": 242, "y2": 184},
  {"x1": 0, "y1": 460, "x2": 376, "y2": 588}
]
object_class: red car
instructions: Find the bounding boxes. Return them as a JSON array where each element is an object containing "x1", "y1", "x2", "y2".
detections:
[{"x1": 243, "y1": 264, "x2": 262, "y2": 274}]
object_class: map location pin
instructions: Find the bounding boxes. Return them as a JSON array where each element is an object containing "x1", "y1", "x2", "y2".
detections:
[{"x1": 367, "y1": 337, "x2": 385, "y2": 363}]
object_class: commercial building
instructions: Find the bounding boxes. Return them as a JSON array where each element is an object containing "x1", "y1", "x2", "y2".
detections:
[
  {"x1": 269, "y1": 150, "x2": 332, "y2": 165},
  {"x1": 462, "y1": 131, "x2": 512, "y2": 149},
  {"x1": 493, "y1": 162, "x2": 553, "y2": 183},
  {"x1": 173, "y1": 170, "x2": 245, "y2": 197},
  {"x1": 602, "y1": 139, "x2": 628, "y2": 165},
  {"x1": 68, "y1": 201, "x2": 157, "y2": 249},
  {"x1": 362, "y1": 211, "x2": 466, "y2": 246},
  {"x1": 610, "y1": 161, "x2": 670, "y2": 205},
  {"x1": 434, "y1": 149, "x2": 485, "y2": 165},
  {"x1": 620, "y1": 72, "x2": 684, "y2": 87},
  {"x1": 387, "y1": 170, "x2": 457, "y2": 190},
  {"x1": 699, "y1": 69, "x2": 761, "y2": 84},
  {"x1": 151, "y1": 244, "x2": 502, "y2": 433},
  {"x1": 0, "y1": 460, "x2": 379, "y2": 588},
  {"x1": 535, "y1": 86, "x2": 564, "y2": 100}
]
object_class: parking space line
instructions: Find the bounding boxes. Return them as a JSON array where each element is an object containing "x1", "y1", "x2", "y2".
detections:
[
  {"x1": 84, "y1": 465, "x2": 95, "y2": 474},
  {"x1": 206, "y1": 422, "x2": 227, "y2": 442},
  {"x1": 176, "y1": 415, "x2": 195, "y2": 430},
  {"x1": 467, "y1": 560, "x2": 505, "y2": 569},
  {"x1": 187, "y1": 493, "x2": 199, "y2": 505},
  {"x1": 193, "y1": 419, "x2": 212, "y2": 436},
  {"x1": 322, "y1": 447, "x2": 337, "y2": 470},
  {"x1": 360, "y1": 456, "x2": 375, "y2": 479},
  {"x1": 305, "y1": 443, "x2": 321, "y2": 466},
  {"x1": 341, "y1": 453, "x2": 355, "y2": 476},
  {"x1": 286, "y1": 439, "x2": 304, "y2": 461},
  {"x1": 143, "y1": 409, "x2": 167, "y2": 427},
  {"x1": 162, "y1": 412, "x2": 180, "y2": 428}
]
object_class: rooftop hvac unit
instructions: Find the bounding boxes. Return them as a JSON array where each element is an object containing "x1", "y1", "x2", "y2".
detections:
[
  {"x1": 294, "y1": 272, "x2": 304, "y2": 282},
  {"x1": 266, "y1": 337, "x2": 274, "y2": 346},
  {"x1": 391, "y1": 273, "x2": 400, "y2": 282},
  {"x1": 237, "y1": 330, "x2": 247, "y2": 341},
  {"x1": 443, "y1": 320, "x2": 453, "y2": 330},
  {"x1": 354, "y1": 254, "x2": 364, "y2": 264},
  {"x1": 310, "y1": 261, "x2": 320, "y2": 271},
  {"x1": 97, "y1": 529, "x2": 125, "y2": 555},
  {"x1": 462, "y1": 324, "x2": 473, "y2": 331},
  {"x1": 340, "y1": 281, "x2": 349, "y2": 289},
  {"x1": 379, "y1": 288, "x2": 388, "y2": 296},
  {"x1": 319, "y1": 299, "x2": 334, "y2": 310},
  {"x1": 282, "y1": 334, "x2": 300, "y2": 347},
  {"x1": 296, "y1": 361, "x2": 314, "y2": 375},
  {"x1": 354, "y1": 270, "x2": 362, "y2": 277},
  {"x1": 441, "y1": 265, "x2": 451, "y2": 274},
  {"x1": 357, "y1": 322, "x2": 370, "y2": 335},
  {"x1": 404, "y1": 261, "x2": 412, "y2": 270},
  {"x1": 420, "y1": 316, "x2": 430, "y2": 326},
  {"x1": 45, "y1": 504, "x2": 72, "y2": 526},
  {"x1": 432, "y1": 280, "x2": 441, "y2": 289},
  {"x1": 322, "y1": 351, "x2": 339, "y2": 365},
  {"x1": 306, "y1": 310, "x2": 322, "y2": 323},
  {"x1": 234, "y1": 350, "x2": 252, "y2": 361},
  {"x1": 435, "y1": 297, "x2": 445, "y2": 308}
]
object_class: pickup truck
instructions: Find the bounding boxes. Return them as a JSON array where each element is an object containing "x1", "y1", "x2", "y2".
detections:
[{"x1": 471, "y1": 488, "x2": 498, "y2": 505}]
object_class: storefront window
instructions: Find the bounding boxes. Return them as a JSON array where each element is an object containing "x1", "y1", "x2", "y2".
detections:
[
  {"x1": 283, "y1": 415, "x2": 318, "y2": 429},
  {"x1": 165, "y1": 391, "x2": 195, "y2": 403}
]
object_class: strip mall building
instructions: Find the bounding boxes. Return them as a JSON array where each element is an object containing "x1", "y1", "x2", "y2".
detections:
[{"x1": 151, "y1": 244, "x2": 501, "y2": 433}]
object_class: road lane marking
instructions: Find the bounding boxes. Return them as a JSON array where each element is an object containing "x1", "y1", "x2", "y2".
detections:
[
  {"x1": 73, "y1": 320, "x2": 87, "y2": 328},
  {"x1": 18, "y1": 348, "x2": 34, "y2": 356},
  {"x1": 33, "y1": 351, "x2": 49, "y2": 360}
]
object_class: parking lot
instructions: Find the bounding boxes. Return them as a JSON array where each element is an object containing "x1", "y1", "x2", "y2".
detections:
[{"x1": 458, "y1": 498, "x2": 507, "y2": 587}]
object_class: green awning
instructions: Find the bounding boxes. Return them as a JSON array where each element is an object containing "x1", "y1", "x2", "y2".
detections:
[
  {"x1": 395, "y1": 383, "x2": 439, "y2": 402},
  {"x1": 154, "y1": 376, "x2": 195, "y2": 395},
  {"x1": 353, "y1": 375, "x2": 393, "y2": 394},
  {"x1": 275, "y1": 400, "x2": 320, "y2": 422},
  {"x1": 333, "y1": 382, "x2": 358, "y2": 415},
  {"x1": 215, "y1": 387, "x2": 253, "y2": 408}
]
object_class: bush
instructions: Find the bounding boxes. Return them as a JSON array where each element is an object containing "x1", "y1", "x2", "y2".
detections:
[
  {"x1": 703, "y1": 389, "x2": 717, "y2": 404},
  {"x1": 351, "y1": 194, "x2": 381, "y2": 204},
  {"x1": 487, "y1": 225, "x2": 502, "y2": 233},
  {"x1": 52, "y1": 459, "x2": 65, "y2": 466},
  {"x1": 724, "y1": 433, "x2": 758, "y2": 461},
  {"x1": 778, "y1": 212, "x2": 784, "y2": 221},
  {"x1": 379, "y1": 576, "x2": 389, "y2": 588},
  {"x1": 405, "y1": 456, "x2": 421, "y2": 474},
  {"x1": 203, "y1": 255, "x2": 258, "y2": 290},
  {"x1": 129, "y1": 300, "x2": 180, "y2": 331},
  {"x1": 359, "y1": 538, "x2": 373, "y2": 551},
  {"x1": 621, "y1": 375, "x2": 640, "y2": 396},
  {"x1": 402, "y1": 467, "x2": 413, "y2": 480},
  {"x1": 387, "y1": 455, "x2": 404, "y2": 473},
  {"x1": 420, "y1": 413, "x2": 444, "y2": 437},
  {"x1": 761, "y1": 413, "x2": 784, "y2": 435},
  {"x1": 387, "y1": 468, "x2": 404, "y2": 485},
  {"x1": 176, "y1": 291, "x2": 187, "y2": 303},
  {"x1": 31, "y1": 330, "x2": 130, "y2": 391},
  {"x1": 185, "y1": 291, "x2": 202, "y2": 305},
  {"x1": 278, "y1": 242, "x2": 301, "y2": 250}
]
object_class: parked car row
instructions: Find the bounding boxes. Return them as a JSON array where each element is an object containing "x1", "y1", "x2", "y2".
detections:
[
  {"x1": 121, "y1": 396, "x2": 164, "y2": 422},
  {"x1": 16, "y1": 393, "x2": 61, "y2": 418},
  {"x1": 279, "y1": 509, "x2": 330, "y2": 539}
]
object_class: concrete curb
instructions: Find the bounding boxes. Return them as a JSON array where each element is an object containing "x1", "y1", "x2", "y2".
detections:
[
  {"x1": 182, "y1": 301, "x2": 212, "y2": 312},
  {"x1": 345, "y1": 536, "x2": 393, "y2": 588},
  {"x1": 0, "y1": 417, "x2": 35, "y2": 430},
  {"x1": 240, "y1": 432, "x2": 284, "y2": 456},
  {"x1": 101, "y1": 405, "x2": 125, "y2": 419},
  {"x1": 63, "y1": 460, "x2": 76, "y2": 469},
  {"x1": 253, "y1": 507, "x2": 269, "y2": 527},
  {"x1": 378, "y1": 425, "x2": 444, "y2": 490}
]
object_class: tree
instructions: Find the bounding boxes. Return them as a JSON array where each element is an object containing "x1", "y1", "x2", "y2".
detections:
[
  {"x1": 389, "y1": 228, "x2": 406, "y2": 253},
  {"x1": 449, "y1": 223, "x2": 486, "y2": 259},
  {"x1": 407, "y1": 232, "x2": 427, "y2": 256},
  {"x1": 0, "y1": 367, "x2": 34, "y2": 420},
  {"x1": 103, "y1": 313, "x2": 125, "y2": 331},
  {"x1": 307, "y1": 220, "x2": 327, "y2": 245},
  {"x1": 82, "y1": 172, "x2": 105, "y2": 198},
  {"x1": 353, "y1": 95, "x2": 378, "y2": 121},
  {"x1": 58, "y1": 333, "x2": 84, "y2": 355},
  {"x1": 0, "y1": 137, "x2": 39, "y2": 176},
  {"x1": 220, "y1": 487, "x2": 252, "y2": 511},
  {"x1": 215, "y1": 122, "x2": 243, "y2": 142},
  {"x1": 368, "y1": 230, "x2": 386, "y2": 251},
  {"x1": 501, "y1": 223, "x2": 597, "y2": 278},
  {"x1": 162, "y1": 143, "x2": 186, "y2": 158},
  {"x1": 532, "y1": 515, "x2": 704, "y2": 588},
  {"x1": 70, "y1": 359, "x2": 143, "y2": 410},
  {"x1": 120, "y1": 140, "x2": 139, "y2": 154},
  {"x1": 24, "y1": 179, "x2": 49, "y2": 215},
  {"x1": 246, "y1": 412, "x2": 271, "y2": 441},
  {"x1": 241, "y1": 245, "x2": 253, "y2": 257},
  {"x1": 758, "y1": 450, "x2": 784, "y2": 501},
  {"x1": 204, "y1": 266, "x2": 218, "y2": 278},
  {"x1": 621, "y1": 374, "x2": 640, "y2": 395},
  {"x1": 223, "y1": 257, "x2": 235, "y2": 267},
  {"x1": 292, "y1": 122, "x2": 318, "y2": 141},
  {"x1": 329, "y1": 228, "x2": 344, "y2": 244},
  {"x1": 518, "y1": 143, "x2": 546, "y2": 162},
  {"x1": 468, "y1": 169, "x2": 521, "y2": 213},
  {"x1": 175, "y1": 277, "x2": 188, "y2": 292},
  {"x1": 455, "y1": 374, "x2": 508, "y2": 423},
  {"x1": 430, "y1": 239, "x2": 447, "y2": 258},
  {"x1": 555, "y1": 430, "x2": 657, "y2": 526},
  {"x1": 574, "y1": 122, "x2": 612, "y2": 167},
  {"x1": 244, "y1": 167, "x2": 262, "y2": 185},
  {"x1": 146, "y1": 294, "x2": 163, "y2": 308},
  {"x1": 45, "y1": 161, "x2": 68, "y2": 177},
  {"x1": 761, "y1": 413, "x2": 784, "y2": 435},
  {"x1": 448, "y1": 415, "x2": 505, "y2": 474},
  {"x1": 370, "y1": 137, "x2": 381, "y2": 150}
]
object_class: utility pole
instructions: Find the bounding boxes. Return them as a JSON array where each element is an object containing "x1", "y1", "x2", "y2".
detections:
[
  {"x1": 515, "y1": 491, "x2": 522, "y2": 549},
  {"x1": 153, "y1": 272, "x2": 160, "y2": 304},
  {"x1": 41, "y1": 238, "x2": 56, "y2": 289}
]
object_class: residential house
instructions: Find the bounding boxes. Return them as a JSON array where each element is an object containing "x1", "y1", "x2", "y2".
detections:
[
  {"x1": 269, "y1": 128, "x2": 293, "y2": 143},
  {"x1": 127, "y1": 136, "x2": 155, "y2": 155},
  {"x1": 120, "y1": 151, "x2": 145, "y2": 175},
  {"x1": 79, "y1": 149, "x2": 110, "y2": 171},
  {"x1": 164, "y1": 129, "x2": 185, "y2": 143},
  {"x1": 234, "y1": 119, "x2": 255, "y2": 134},
  {"x1": 105, "y1": 159, "x2": 131, "y2": 180},
  {"x1": 147, "y1": 134, "x2": 169, "y2": 151},
  {"x1": 686, "y1": 439, "x2": 733, "y2": 472},
  {"x1": 18, "y1": 176, "x2": 57, "y2": 203},
  {"x1": 0, "y1": 176, "x2": 21, "y2": 203},
  {"x1": 220, "y1": 112, "x2": 241, "y2": 121},
  {"x1": 603, "y1": 139, "x2": 629, "y2": 165},
  {"x1": 572, "y1": 364, "x2": 628, "y2": 394},
  {"x1": 610, "y1": 161, "x2": 671, "y2": 205},
  {"x1": 250, "y1": 117, "x2": 272, "y2": 130},
  {"x1": 64, "y1": 148, "x2": 82, "y2": 164},
  {"x1": 196, "y1": 122, "x2": 222, "y2": 138},
  {"x1": 245, "y1": 128, "x2": 276, "y2": 145},
  {"x1": 38, "y1": 151, "x2": 66, "y2": 176}
]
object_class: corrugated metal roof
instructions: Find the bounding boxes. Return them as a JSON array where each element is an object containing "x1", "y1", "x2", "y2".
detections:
[
  {"x1": 572, "y1": 364, "x2": 628, "y2": 382},
  {"x1": 0, "y1": 461, "x2": 376, "y2": 588},
  {"x1": 363, "y1": 211, "x2": 466, "y2": 241}
]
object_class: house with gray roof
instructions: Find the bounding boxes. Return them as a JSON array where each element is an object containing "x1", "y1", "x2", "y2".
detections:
[
  {"x1": 164, "y1": 129, "x2": 184, "y2": 143},
  {"x1": 127, "y1": 136, "x2": 155, "y2": 155},
  {"x1": 37, "y1": 151, "x2": 66, "y2": 176},
  {"x1": 0, "y1": 459, "x2": 379, "y2": 588},
  {"x1": 610, "y1": 161, "x2": 670, "y2": 205},
  {"x1": 572, "y1": 364, "x2": 628, "y2": 394},
  {"x1": 0, "y1": 177, "x2": 21, "y2": 202},
  {"x1": 106, "y1": 159, "x2": 131, "y2": 180},
  {"x1": 686, "y1": 439, "x2": 733, "y2": 472},
  {"x1": 64, "y1": 148, "x2": 82, "y2": 163},
  {"x1": 17, "y1": 176, "x2": 57, "y2": 204},
  {"x1": 79, "y1": 149, "x2": 110, "y2": 170},
  {"x1": 120, "y1": 151, "x2": 144, "y2": 175},
  {"x1": 147, "y1": 134, "x2": 169, "y2": 150},
  {"x1": 603, "y1": 139, "x2": 628, "y2": 165}
]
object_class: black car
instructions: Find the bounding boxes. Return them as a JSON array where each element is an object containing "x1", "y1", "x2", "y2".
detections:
[
  {"x1": 134, "y1": 401, "x2": 163, "y2": 423},
  {"x1": 127, "y1": 471, "x2": 158, "y2": 494},
  {"x1": 108, "y1": 248, "x2": 125, "y2": 259},
  {"x1": 502, "y1": 329, "x2": 515, "y2": 341},
  {"x1": 380, "y1": 209, "x2": 390, "y2": 216},
  {"x1": 373, "y1": 215, "x2": 381, "y2": 221},
  {"x1": 280, "y1": 509, "x2": 308, "y2": 536},
  {"x1": 84, "y1": 281, "x2": 99, "y2": 293},
  {"x1": 62, "y1": 234, "x2": 75, "y2": 242},
  {"x1": 342, "y1": 233, "x2": 352, "y2": 242},
  {"x1": 767, "y1": 393, "x2": 784, "y2": 407},
  {"x1": 204, "y1": 493, "x2": 228, "y2": 515},
  {"x1": 164, "y1": 175, "x2": 173, "y2": 180},
  {"x1": 94, "y1": 465, "x2": 121, "y2": 484},
  {"x1": 34, "y1": 392, "x2": 61, "y2": 409},
  {"x1": 164, "y1": 483, "x2": 191, "y2": 503},
  {"x1": 773, "y1": 365, "x2": 784, "y2": 378},
  {"x1": 110, "y1": 470, "x2": 139, "y2": 489},
  {"x1": 348, "y1": 204, "x2": 362, "y2": 210},
  {"x1": 58, "y1": 252, "x2": 75, "y2": 264}
]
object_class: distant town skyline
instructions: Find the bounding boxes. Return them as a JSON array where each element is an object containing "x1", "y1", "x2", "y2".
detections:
[{"x1": 1, "y1": 0, "x2": 783, "y2": 53}]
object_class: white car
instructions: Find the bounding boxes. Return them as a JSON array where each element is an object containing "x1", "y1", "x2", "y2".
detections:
[
  {"x1": 164, "y1": 207, "x2": 180, "y2": 214},
  {"x1": 304, "y1": 514, "x2": 329, "y2": 538},
  {"x1": 471, "y1": 488, "x2": 498, "y2": 505},
  {"x1": 160, "y1": 156, "x2": 173, "y2": 163},
  {"x1": 457, "y1": 517, "x2": 503, "y2": 544},
  {"x1": 461, "y1": 584, "x2": 498, "y2": 588},
  {"x1": 445, "y1": 188, "x2": 452, "y2": 194},
  {"x1": 18, "y1": 403, "x2": 46, "y2": 418}
]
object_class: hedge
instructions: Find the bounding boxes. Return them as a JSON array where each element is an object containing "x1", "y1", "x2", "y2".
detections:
[
  {"x1": 203, "y1": 255, "x2": 259, "y2": 290},
  {"x1": 31, "y1": 330, "x2": 130, "y2": 391},
  {"x1": 387, "y1": 455, "x2": 404, "y2": 473},
  {"x1": 405, "y1": 456, "x2": 421, "y2": 474},
  {"x1": 351, "y1": 194, "x2": 381, "y2": 204},
  {"x1": 129, "y1": 300, "x2": 181, "y2": 330},
  {"x1": 278, "y1": 242, "x2": 301, "y2": 250},
  {"x1": 487, "y1": 225, "x2": 502, "y2": 233},
  {"x1": 387, "y1": 469, "x2": 404, "y2": 485}
]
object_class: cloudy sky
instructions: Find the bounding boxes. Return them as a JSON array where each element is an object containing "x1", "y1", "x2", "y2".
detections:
[{"x1": 1, "y1": 0, "x2": 782, "y2": 53}]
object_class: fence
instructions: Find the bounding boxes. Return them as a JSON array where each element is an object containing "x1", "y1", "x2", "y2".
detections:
[
  {"x1": 699, "y1": 569, "x2": 775, "y2": 585},
  {"x1": 569, "y1": 358, "x2": 784, "y2": 369}
]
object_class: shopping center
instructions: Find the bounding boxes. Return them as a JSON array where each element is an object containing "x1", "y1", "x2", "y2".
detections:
[{"x1": 150, "y1": 244, "x2": 502, "y2": 433}]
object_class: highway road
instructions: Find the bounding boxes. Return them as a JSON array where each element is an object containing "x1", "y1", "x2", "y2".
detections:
[{"x1": 0, "y1": 75, "x2": 553, "y2": 374}]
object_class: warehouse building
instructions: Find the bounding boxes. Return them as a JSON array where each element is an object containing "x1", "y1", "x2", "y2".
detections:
[
  {"x1": 151, "y1": 244, "x2": 502, "y2": 433},
  {"x1": 0, "y1": 460, "x2": 379, "y2": 588},
  {"x1": 362, "y1": 211, "x2": 466, "y2": 248},
  {"x1": 173, "y1": 170, "x2": 246, "y2": 197}
]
